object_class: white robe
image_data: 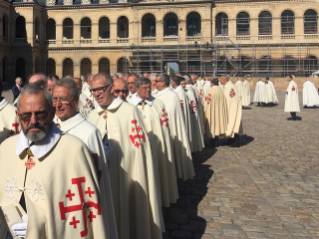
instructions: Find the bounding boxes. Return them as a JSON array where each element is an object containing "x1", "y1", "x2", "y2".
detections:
[
  {"x1": 0, "y1": 98, "x2": 20, "y2": 143},
  {"x1": 266, "y1": 84, "x2": 274, "y2": 103},
  {"x1": 154, "y1": 87, "x2": 194, "y2": 180},
  {"x1": 78, "y1": 93, "x2": 94, "y2": 119},
  {"x1": 0, "y1": 124, "x2": 114, "y2": 239},
  {"x1": 284, "y1": 80, "x2": 300, "y2": 113},
  {"x1": 174, "y1": 86, "x2": 192, "y2": 151},
  {"x1": 267, "y1": 81, "x2": 278, "y2": 104},
  {"x1": 253, "y1": 81, "x2": 268, "y2": 103},
  {"x1": 202, "y1": 81, "x2": 212, "y2": 98},
  {"x1": 185, "y1": 85, "x2": 204, "y2": 152},
  {"x1": 130, "y1": 94, "x2": 178, "y2": 207},
  {"x1": 242, "y1": 80, "x2": 251, "y2": 106},
  {"x1": 235, "y1": 80, "x2": 243, "y2": 101},
  {"x1": 88, "y1": 98, "x2": 164, "y2": 239},
  {"x1": 303, "y1": 80, "x2": 319, "y2": 107}
]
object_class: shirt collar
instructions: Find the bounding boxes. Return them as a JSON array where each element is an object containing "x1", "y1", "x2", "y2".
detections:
[
  {"x1": 57, "y1": 113, "x2": 85, "y2": 132},
  {"x1": 0, "y1": 98, "x2": 9, "y2": 111},
  {"x1": 132, "y1": 93, "x2": 154, "y2": 106},
  {"x1": 16, "y1": 122, "x2": 62, "y2": 158},
  {"x1": 96, "y1": 97, "x2": 123, "y2": 114},
  {"x1": 174, "y1": 85, "x2": 182, "y2": 93}
]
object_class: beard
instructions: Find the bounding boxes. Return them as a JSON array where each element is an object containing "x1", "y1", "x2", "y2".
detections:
[{"x1": 22, "y1": 122, "x2": 51, "y2": 142}]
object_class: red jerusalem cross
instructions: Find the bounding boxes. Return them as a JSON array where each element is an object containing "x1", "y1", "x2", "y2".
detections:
[
  {"x1": 66, "y1": 190, "x2": 75, "y2": 201},
  {"x1": 59, "y1": 177, "x2": 101, "y2": 237},
  {"x1": 190, "y1": 101, "x2": 197, "y2": 114},
  {"x1": 129, "y1": 120, "x2": 146, "y2": 148},
  {"x1": 229, "y1": 89, "x2": 236, "y2": 98},
  {"x1": 12, "y1": 123, "x2": 20, "y2": 134},
  {"x1": 292, "y1": 86, "x2": 295, "y2": 91},
  {"x1": 25, "y1": 158, "x2": 35, "y2": 170},
  {"x1": 205, "y1": 94, "x2": 211, "y2": 104},
  {"x1": 199, "y1": 89, "x2": 203, "y2": 97},
  {"x1": 160, "y1": 109, "x2": 169, "y2": 127}
]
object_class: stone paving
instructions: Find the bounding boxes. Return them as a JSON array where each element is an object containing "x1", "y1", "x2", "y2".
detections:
[
  {"x1": 163, "y1": 91, "x2": 319, "y2": 239},
  {"x1": 4, "y1": 89, "x2": 319, "y2": 239}
]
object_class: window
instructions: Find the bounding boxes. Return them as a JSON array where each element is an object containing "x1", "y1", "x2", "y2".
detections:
[
  {"x1": 259, "y1": 11, "x2": 272, "y2": 35},
  {"x1": 237, "y1": 12, "x2": 250, "y2": 35},
  {"x1": 281, "y1": 10, "x2": 294, "y2": 34},
  {"x1": 304, "y1": 10, "x2": 317, "y2": 34}
]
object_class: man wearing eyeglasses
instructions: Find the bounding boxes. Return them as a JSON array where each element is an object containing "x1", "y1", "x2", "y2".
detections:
[
  {"x1": 113, "y1": 79, "x2": 129, "y2": 101},
  {"x1": 88, "y1": 73, "x2": 164, "y2": 239},
  {"x1": 128, "y1": 77, "x2": 178, "y2": 207},
  {"x1": 154, "y1": 74, "x2": 194, "y2": 181},
  {"x1": 0, "y1": 83, "x2": 114, "y2": 239}
]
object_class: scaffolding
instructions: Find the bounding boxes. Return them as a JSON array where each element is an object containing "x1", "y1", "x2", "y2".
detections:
[{"x1": 122, "y1": 36, "x2": 319, "y2": 77}]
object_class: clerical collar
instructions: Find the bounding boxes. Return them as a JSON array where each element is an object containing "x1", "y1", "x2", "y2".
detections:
[
  {"x1": 0, "y1": 98, "x2": 8, "y2": 111},
  {"x1": 96, "y1": 97, "x2": 123, "y2": 114},
  {"x1": 174, "y1": 85, "x2": 183, "y2": 93},
  {"x1": 16, "y1": 122, "x2": 61, "y2": 158},
  {"x1": 56, "y1": 113, "x2": 85, "y2": 132},
  {"x1": 131, "y1": 93, "x2": 154, "y2": 106}
]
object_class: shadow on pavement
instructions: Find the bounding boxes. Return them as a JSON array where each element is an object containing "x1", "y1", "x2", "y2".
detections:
[
  {"x1": 239, "y1": 134, "x2": 254, "y2": 146},
  {"x1": 162, "y1": 148, "x2": 215, "y2": 239}
]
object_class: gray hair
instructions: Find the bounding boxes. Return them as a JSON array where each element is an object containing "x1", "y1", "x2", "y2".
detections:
[
  {"x1": 183, "y1": 75, "x2": 191, "y2": 84},
  {"x1": 55, "y1": 77, "x2": 80, "y2": 99},
  {"x1": 135, "y1": 77, "x2": 151, "y2": 88},
  {"x1": 160, "y1": 74, "x2": 170, "y2": 87},
  {"x1": 17, "y1": 83, "x2": 53, "y2": 110},
  {"x1": 15, "y1": 77, "x2": 22, "y2": 83},
  {"x1": 94, "y1": 73, "x2": 113, "y2": 85}
]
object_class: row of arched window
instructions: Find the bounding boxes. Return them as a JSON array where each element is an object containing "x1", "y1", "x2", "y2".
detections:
[{"x1": 216, "y1": 10, "x2": 318, "y2": 36}]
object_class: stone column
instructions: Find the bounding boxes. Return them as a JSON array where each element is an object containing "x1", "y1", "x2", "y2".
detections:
[
  {"x1": 92, "y1": 22, "x2": 98, "y2": 44},
  {"x1": 110, "y1": 22, "x2": 117, "y2": 44},
  {"x1": 0, "y1": 17, "x2": 3, "y2": 44},
  {"x1": 56, "y1": 62, "x2": 63, "y2": 78},
  {"x1": 74, "y1": 63, "x2": 80, "y2": 78},
  {"x1": 74, "y1": 23, "x2": 80, "y2": 46},
  {"x1": 228, "y1": 18, "x2": 236, "y2": 40},
  {"x1": 26, "y1": 20, "x2": 34, "y2": 46},
  {"x1": 178, "y1": 19, "x2": 186, "y2": 44},
  {"x1": 56, "y1": 23, "x2": 63, "y2": 46},
  {"x1": 92, "y1": 63, "x2": 98, "y2": 75},
  {"x1": 156, "y1": 20, "x2": 164, "y2": 44},
  {"x1": 273, "y1": 16, "x2": 281, "y2": 41}
]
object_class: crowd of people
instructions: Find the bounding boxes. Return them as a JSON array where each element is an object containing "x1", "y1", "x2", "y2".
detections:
[{"x1": 0, "y1": 71, "x2": 244, "y2": 239}]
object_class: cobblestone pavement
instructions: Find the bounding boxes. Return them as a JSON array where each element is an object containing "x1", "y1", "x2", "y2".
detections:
[
  {"x1": 163, "y1": 91, "x2": 319, "y2": 239},
  {"x1": 4, "y1": 89, "x2": 319, "y2": 239}
]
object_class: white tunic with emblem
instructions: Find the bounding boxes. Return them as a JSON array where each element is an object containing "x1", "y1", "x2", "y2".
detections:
[{"x1": 0, "y1": 98, "x2": 20, "y2": 143}]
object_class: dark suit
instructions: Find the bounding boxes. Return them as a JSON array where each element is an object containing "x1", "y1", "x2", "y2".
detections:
[{"x1": 12, "y1": 85, "x2": 21, "y2": 102}]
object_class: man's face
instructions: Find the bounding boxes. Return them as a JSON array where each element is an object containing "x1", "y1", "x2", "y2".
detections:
[
  {"x1": 113, "y1": 80, "x2": 128, "y2": 101},
  {"x1": 127, "y1": 76, "x2": 137, "y2": 93},
  {"x1": 137, "y1": 83, "x2": 151, "y2": 100},
  {"x1": 53, "y1": 86, "x2": 78, "y2": 122},
  {"x1": 17, "y1": 79, "x2": 22, "y2": 86},
  {"x1": 17, "y1": 93, "x2": 54, "y2": 142},
  {"x1": 90, "y1": 76, "x2": 114, "y2": 108},
  {"x1": 220, "y1": 77, "x2": 227, "y2": 85},
  {"x1": 287, "y1": 76, "x2": 292, "y2": 82},
  {"x1": 180, "y1": 80, "x2": 186, "y2": 89},
  {"x1": 155, "y1": 78, "x2": 165, "y2": 91},
  {"x1": 190, "y1": 76, "x2": 197, "y2": 85},
  {"x1": 47, "y1": 79, "x2": 57, "y2": 95}
]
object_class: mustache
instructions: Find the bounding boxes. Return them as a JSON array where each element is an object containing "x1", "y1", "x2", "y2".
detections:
[{"x1": 25, "y1": 123, "x2": 46, "y2": 133}]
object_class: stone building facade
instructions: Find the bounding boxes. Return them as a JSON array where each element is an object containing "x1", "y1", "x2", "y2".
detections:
[{"x1": 0, "y1": 0, "x2": 319, "y2": 88}]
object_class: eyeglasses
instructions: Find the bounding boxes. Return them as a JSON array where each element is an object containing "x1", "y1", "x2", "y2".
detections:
[
  {"x1": 114, "y1": 89, "x2": 129, "y2": 94},
  {"x1": 52, "y1": 96, "x2": 74, "y2": 105},
  {"x1": 19, "y1": 111, "x2": 48, "y2": 122},
  {"x1": 90, "y1": 84, "x2": 111, "y2": 94}
]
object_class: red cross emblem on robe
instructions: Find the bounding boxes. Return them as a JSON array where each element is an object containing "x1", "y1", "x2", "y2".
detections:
[
  {"x1": 129, "y1": 119, "x2": 146, "y2": 148},
  {"x1": 205, "y1": 94, "x2": 211, "y2": 104},
  {"x1": 59, "y1": 177, "x2": 101, "y2": 237},
  {"x1": 160, "y1": 109, "x2": 169, "y2": 127},
  {"x1": 25, "y1": 158, "x2": 35, "y2": 170},
  {"x1": 190, "y1": 101, "x2": 197, "y2": 114},
  {"x1": 292, "y1": 86, "x2": 295, "y2": 91},
  {"x1": 229, "y1": 89, "x2": 236, "y2": 98}
]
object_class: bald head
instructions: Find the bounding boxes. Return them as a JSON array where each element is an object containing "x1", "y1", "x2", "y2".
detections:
[
  {"x1": 113, "y1": 79, "x2": 128, "y2": 101},
  {"x1": 73, "y1": 77, "x2": 83, "y2": 92},
  {"x1": 28, "y1": 73, "x2": 48, "y2": 89},
  {"x1": 219, "y1": 75, "x2": 229, "y2": 86}
]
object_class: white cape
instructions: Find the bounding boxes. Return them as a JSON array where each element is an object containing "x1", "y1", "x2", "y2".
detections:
[{"x1": 303, "y1": 81, "x2": 319, "y2": 107}]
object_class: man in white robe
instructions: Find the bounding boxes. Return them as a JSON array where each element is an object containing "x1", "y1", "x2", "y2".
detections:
[
  {"x1": 126, "y1": 74, "x2": 138, "y2": 102},
  {"x1": 242, "y1": 76, "x2": 251, "y2": 107},
  {"x1": 154, "y1": 74, "x2": 194, "y2": 180},
  {"x1": 203, "y1": 78, "x2": 228, "y2": 147},
  {"x1": 220, "y1": 75, "x2": 243, "y2": 147},
  {"x1": 129, "y1": 77, "x2": 178, "y2": 207},
  {"x1": 181, "y1": 76, "x2": 204, "y2": 152},
  {"x1": 0, "y1": 84, "x2": 115, "y2": 239},
  {"x1": 88, "y1": 73, "x2": 164, "y2": 239},
  {"x1": 113, "y1": 79, "x2": 129, "y2": 101},
  {"x1": 0, "y1": 83, "x2": 20, "y2": 143},
  {"x1": 202, "y1": 77, "x2": 212, "y2": 98},
  {"x1": 266, "y1": 77, "x2": 278, "y2": 106},
  {"x1": 235, "y1": 77, "x2": 243, "y2": 101},
  {"x1": 302, "y1": 78, "x2": 319, "y2": 108},
  {"x1": 285, "y1": 75, "x2": 300, "y2": 120},
  {"x1": 253, "y1": 79, "x2": 268, "y2": 107},
  {"x1": 170, "y1": 76, "x2": 193, "y2": 151},
  {"x1": 73, "y1": 77, "x2": 94, "y2": 119}
]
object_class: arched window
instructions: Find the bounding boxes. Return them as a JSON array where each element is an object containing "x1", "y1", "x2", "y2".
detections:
[
  {"x1": 142, "y1": 14, "x2": 156, "y2": 37},
  {"x1": 304, "y1": 9, "x2": 317, "y2": 34},
  {"x1": 15, "y1": 58, "x2": 25, "y2": 81},
  {"x1": 3, "y1": 15, "x2": 8, "y2": 39},
  {"x1": 99, "y1": 17, "x2": 110, "y2": 39},
  {"x1": 118, "y1": 16, "x2": 129, "y2": 38},
  {"x1": 164, "y1": 13, "x2": 178, "y2": 36},
  {"x1": 187, "y1": 12, "x2": 201, "y2": 36},
  {"x1": 236, "y1": 12, "x2": 250, "y2": 35},
  {"x1": 304, "y1": 55, "x2": 318, "y2": 75},
  {"x1": 2, "y1": 57, "x2": 8, "y2": 82},
  {"x1": 81, "y1": 18, "x2": 92, "y2": 39},
  {"x1": 35, "y1": 18, "x2": 40, "y2": 41},
  {"x1": 282, "y1": 55, "x2": 296, "y2": 77},
  {"x1": 63, "y1": 58, "x2": 74, "y2": 77},
  {"x1": 46, "y1": 58, "x2": 56, "y2": 75},
  {"x1": 63, "y1": 18, "x2": 73, "y2": 40},
  {"x1": 99, "y1": 58, "x2": 110, "y2": 74},
  {"x1": 46, "y1": 19, "x2": 56, "y2": 40},
  {"x1": 215, "y1": 13, "x2": 228, "y2": 36},
  {"x1": 117, "y1": 57, "x2": 128, "y2": 73},
  {"x1": 15, "y1": 16, "x2": 26, "y2": 39},
  {"x1": 258, "y1": 11, "x2": 272, "y2": 35},
  {"x1": 281, "y1": 10, "x2": 294, "y2": 34},
  {"x1": 81, "y1": 58, "x2": 92, "y2": 79}
]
